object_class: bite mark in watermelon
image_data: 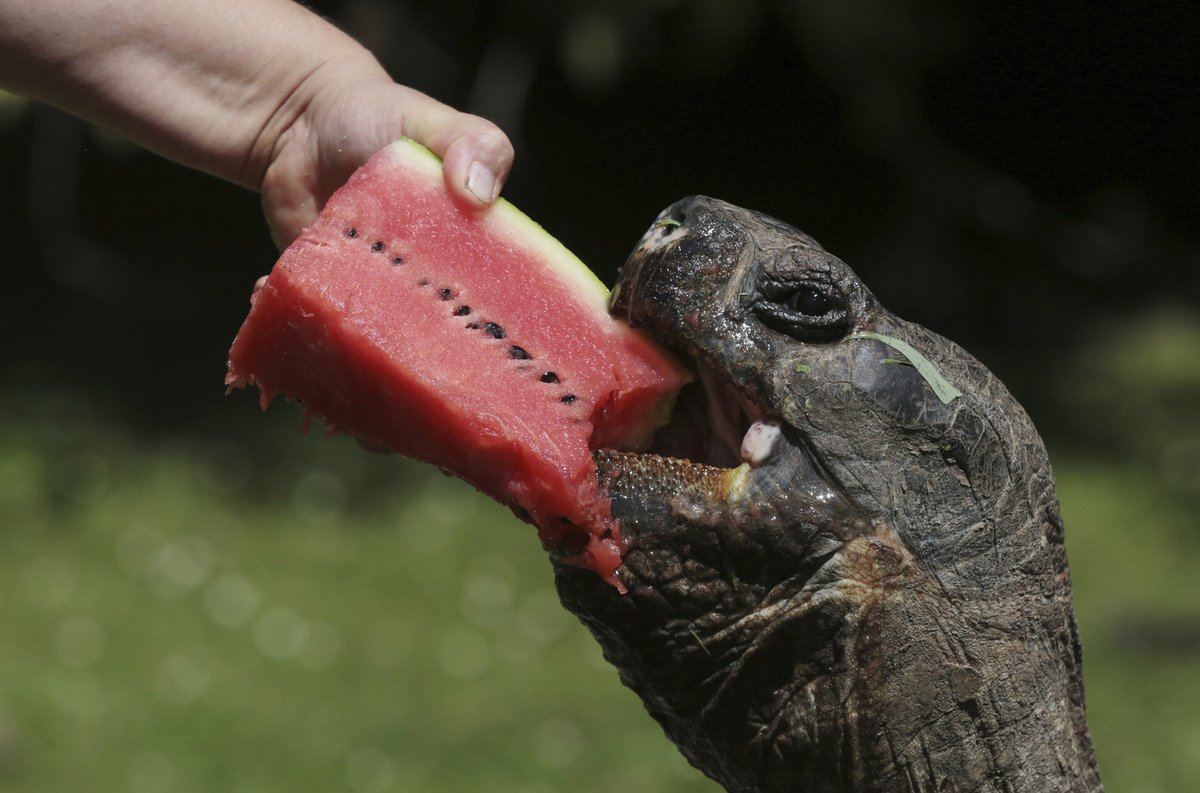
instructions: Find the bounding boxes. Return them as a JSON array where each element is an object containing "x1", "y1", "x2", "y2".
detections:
[{"x1": 226, "y1": 139, "x2": 689, "y2": 587}]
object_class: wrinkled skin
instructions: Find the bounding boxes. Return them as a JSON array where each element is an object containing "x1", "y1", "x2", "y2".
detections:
[{"x1": 553, "y1": 198, "x2": 1103, "y2": 793}]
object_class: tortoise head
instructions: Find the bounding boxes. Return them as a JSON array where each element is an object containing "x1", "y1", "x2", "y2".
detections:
[{"x1": 554, "y1": 197, "x2": 1102, "y2": 793}]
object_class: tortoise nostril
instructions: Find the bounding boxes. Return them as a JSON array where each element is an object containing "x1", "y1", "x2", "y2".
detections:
[
  {"x1": 654, "y1": 206, "x2": 687, "y2": 230},
  {"x1": 631, "y1": 204, "x2": 691, "y2": 260}
]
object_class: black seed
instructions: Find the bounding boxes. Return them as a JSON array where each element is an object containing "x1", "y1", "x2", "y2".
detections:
[
  {"x1": 438, "y1": 288, "x2": 454, "y2": 301},
  {"x1": 454, "y1": 305, "x2": 471, "y2": 316},
  {"x1": 344, "y1": 227, "x2": 358, "y2": 238},
  {"x1": 508, "y1": 345, "x2": 531, "y2": 360},
  {"x1": 371, "y1": 241, "x2": 384, "y2": 252},
  {"x1": 484, "y1": 322, "x2": 506, "y2": 339},
  {"x1": 466, "y1": 322, "x2": 481, "y2": 330},
  {"x1": 540, "y1": 371, "x2": 559, "y2": 384},
  {"x1": 391, "y1": 256, "x2": 404, "y2": 265},
  {"x1": 560, "y1": 394, "x2": 578, "y2": 404}
]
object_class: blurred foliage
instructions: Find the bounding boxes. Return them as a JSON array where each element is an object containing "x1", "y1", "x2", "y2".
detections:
[
  {"x1": 1, "y1": 0, "x2": 1197, "y2": 790},
  {"x1": 0, "y1": 394, "x2": 715, "y2": 792},
  {"x1": 0, "y1": 318, "x2": 1198, "y2": 791}
]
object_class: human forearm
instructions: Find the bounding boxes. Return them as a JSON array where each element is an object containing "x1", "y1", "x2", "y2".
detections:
[
  {"x1": 1, "y1": 0, "x2": 390, "y2": 188},
  {"x1": 1, "y1": 0, "x2": 513, "y2": 244}
]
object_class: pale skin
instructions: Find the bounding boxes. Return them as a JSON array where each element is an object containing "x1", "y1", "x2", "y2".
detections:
[{"x1": 0, "y1": 0, "x2": 514, "y2": 248}]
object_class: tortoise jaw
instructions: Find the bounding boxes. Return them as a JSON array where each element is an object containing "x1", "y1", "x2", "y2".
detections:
[{"x1": 589, "y1": 351, "x2": 839, "y2": 543}]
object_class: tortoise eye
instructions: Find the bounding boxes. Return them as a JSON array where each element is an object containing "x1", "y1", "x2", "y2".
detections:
[
  {"x1": 788, "y1": 287, "x2": 832, "y2": 317},
  {"x1": 754, "y1": 280, "x2": 848, "y2": 343}
]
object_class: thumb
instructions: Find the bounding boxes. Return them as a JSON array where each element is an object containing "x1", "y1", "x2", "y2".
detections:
[{"x1": 401, "y1": 98, "x2": 514, "y2": 208}]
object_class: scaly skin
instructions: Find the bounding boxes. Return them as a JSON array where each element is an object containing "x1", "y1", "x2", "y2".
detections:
[{"x1": 553, "y1": 197, "x2": 1103, "y2": 792}]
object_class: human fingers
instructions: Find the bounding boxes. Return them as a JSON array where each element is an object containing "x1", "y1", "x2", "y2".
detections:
[
  {"x1": 400, "y1": 95, "x2": 514, "y2": 209},
  {"x1": 261, "y1": 76, "x2": 515, "y2": 248}
]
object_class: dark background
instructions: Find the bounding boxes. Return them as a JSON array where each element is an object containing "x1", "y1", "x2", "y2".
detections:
[
  {"x1": 2, "y1": 0, "x2": 1196, "y2": 440},
  {"x1": 1, "y1": 2, "x2": 1198, "y2": 790}
]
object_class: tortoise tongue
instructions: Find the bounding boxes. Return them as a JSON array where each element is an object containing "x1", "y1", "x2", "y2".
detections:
[{"x1": 740, "y1": 417, "x2": 785, "y2": 468}]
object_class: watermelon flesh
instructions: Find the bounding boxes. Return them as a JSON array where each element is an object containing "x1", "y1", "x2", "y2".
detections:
[{"x1": 227, "y1": 139, "x2": 689, "y2": 587}]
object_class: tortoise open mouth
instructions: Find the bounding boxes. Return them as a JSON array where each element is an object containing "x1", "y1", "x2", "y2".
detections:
[
  {"x1": 587, "y1": 329, "x2": 803, "y2": 543},
  {"x1": 634, "y1": 368, "x2": 785, "y2": 472}
]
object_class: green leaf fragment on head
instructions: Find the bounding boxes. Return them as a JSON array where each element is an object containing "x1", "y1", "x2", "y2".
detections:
[
  {"x1": 654, "y1": 218, "x2": 682, "y2": 229},
  {"x1": 845, "y1": 332, "x2": 963, "y2": 404},
  {"x1": 795, "y1": 363, "x2": 811, "y2": 374}
]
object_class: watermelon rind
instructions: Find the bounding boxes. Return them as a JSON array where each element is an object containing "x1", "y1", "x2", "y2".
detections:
[{"x1": 383, "y1": 139, "x2": 611, "y2": 305}]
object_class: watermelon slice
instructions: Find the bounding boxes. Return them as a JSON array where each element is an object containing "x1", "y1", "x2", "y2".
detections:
[{"x1": 226, "y1": 139, "x2": 689, "y2": 587}]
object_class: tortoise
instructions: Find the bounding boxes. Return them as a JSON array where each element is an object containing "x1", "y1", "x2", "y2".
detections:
[{"x1": 553, "y1": 197, "x2": 1103, "y2": 793}]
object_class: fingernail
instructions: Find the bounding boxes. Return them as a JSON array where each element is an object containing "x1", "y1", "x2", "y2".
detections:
[{"x1": 466, "y1": 161, "x2": 498, "y2": 204}]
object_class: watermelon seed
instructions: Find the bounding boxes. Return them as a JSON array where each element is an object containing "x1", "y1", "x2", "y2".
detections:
[
  {"x1": 466, "y1": 322, "x2": 481, "y2": 330},
  {"x1": 484, "y1": 322, "x2": 506, "y2": 339},
  {"x1": 371, "y1": 241, "x2": 384, "y2": 252},
  {"x1": 391, "y1": 256, "x2": 404, "y2": 265},
  {"x1": 540, "y1": 372, "x2": 559, "y2": 384},
  {"x1": 344, "y1": 227, "x2": 358, "y2": 238},
  {"x1": 418, "y1": 278, "x2": 430, "y2": 286},
  {"x1": 454, "y1": 305, "x2": 471, "y2": 316},
  {"x1": 508, "y1": 345, "x2": 531, "y2": 360},
  {"x1": 560, "y1": 394, "x2": 578, "y2": 404},
  {"x1": 438, "y1": 288, "x2": 454, "y2": 301}
]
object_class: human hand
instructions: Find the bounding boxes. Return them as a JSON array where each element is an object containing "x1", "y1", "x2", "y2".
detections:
[
  {"x1": 251, "y1": 57, "x2": 513, "y2": 249},
  {"x1": 0, "y1": 0, "x2": 513, "y2": 250}
]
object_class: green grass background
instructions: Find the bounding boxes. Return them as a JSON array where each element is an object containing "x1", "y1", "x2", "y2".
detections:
[{"x1": 2, "y1": 309, "x2": 1198, "y2": 793}]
